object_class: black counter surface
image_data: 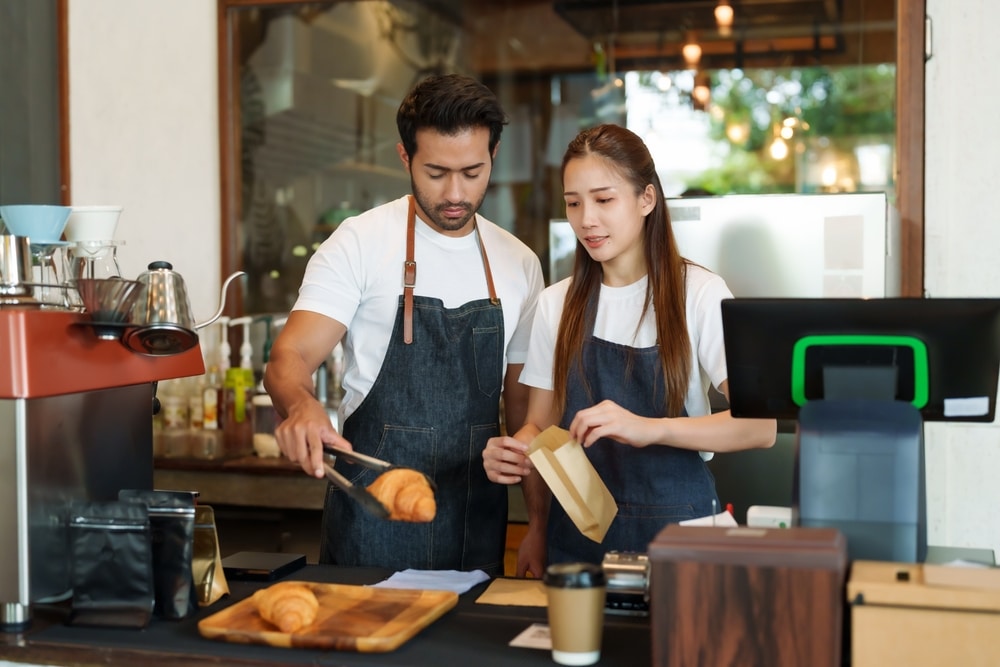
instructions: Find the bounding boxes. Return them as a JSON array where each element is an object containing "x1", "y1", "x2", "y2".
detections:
[{"x1": 0, "y1": 565, "x2": 650, "y2": 666}]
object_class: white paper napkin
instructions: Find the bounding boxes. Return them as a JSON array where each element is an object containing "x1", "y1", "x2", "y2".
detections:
[
  {"x1": 371, "y1": 568, "x2": 490, "y2": 594},
  {"x1": 679, "y1": 510, "x2": 739, "y2": 527}
]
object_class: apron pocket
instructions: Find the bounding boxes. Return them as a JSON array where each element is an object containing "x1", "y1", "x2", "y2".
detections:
[
  {"x1": 472, "y1": 325, "x2": 502, "y2": 398},
  {"x1": 616, "y1": 503, "x2": 698, "y2": 523},
  {"x1": 373, "y1": 425, "x2": 436, "y2": 474}
]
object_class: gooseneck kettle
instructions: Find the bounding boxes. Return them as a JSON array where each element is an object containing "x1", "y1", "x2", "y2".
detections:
[{"x1": 124, "y1": 260, "x2": 246, "y2": 356}]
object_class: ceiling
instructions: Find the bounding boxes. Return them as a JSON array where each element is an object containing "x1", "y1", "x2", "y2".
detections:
[
  {"x1": 552, "y1": 0, "x2": 842, "y2": 38},
  {"x1": 423, "y1": 0, "x2": 896, "y2": 72}
]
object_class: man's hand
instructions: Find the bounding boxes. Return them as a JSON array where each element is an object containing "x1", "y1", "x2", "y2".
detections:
[{"x1": 274, "y1": 398, "x2": 352, "y2": 478}]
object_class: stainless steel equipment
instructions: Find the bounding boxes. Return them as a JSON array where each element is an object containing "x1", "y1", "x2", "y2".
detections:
[
  {"x1": 0, "y1": 234, "x2": 36, "y2": 305},
  {"x1": 0, "y1": 309, "x2": 204, "y2": 629},
  {"x1": 602, "y1": 551, "x2": 650, "y2": 616},
  {"x1": 125, "y1": 261, "x2": 245, "y2": 356}
]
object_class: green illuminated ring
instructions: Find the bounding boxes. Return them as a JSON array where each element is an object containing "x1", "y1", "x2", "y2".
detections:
[{"x1": 790, "y1": 334, "x2": 929, "y2": 409}]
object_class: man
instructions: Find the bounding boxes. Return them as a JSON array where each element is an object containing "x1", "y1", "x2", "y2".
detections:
[{"x1": 264, "y1": 74, "x2": 544, "y2": 576}]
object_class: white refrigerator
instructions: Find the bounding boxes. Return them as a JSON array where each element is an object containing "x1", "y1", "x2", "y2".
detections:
[{"x1": 550, "y1": 191, "x2": 900, "y2": 298}]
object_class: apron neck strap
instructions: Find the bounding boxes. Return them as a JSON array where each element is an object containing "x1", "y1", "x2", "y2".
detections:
[
  {"x1": 404, "y1": 196, "x2": 417, "y2": 344},
  {"x1": 478, "y1": 226, "x2": 500, "y2": 306},
  {"x1": 403, "y1": 195, "x2": 499, "y2": 345}
]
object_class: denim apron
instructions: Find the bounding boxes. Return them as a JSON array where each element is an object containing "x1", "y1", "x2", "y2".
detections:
[
  {"x1": 321, "y1": 196, "x2": 508, "y2": 576},
  {"x1": 547, "y1": 300, "x2": 719, "y2": 565}
]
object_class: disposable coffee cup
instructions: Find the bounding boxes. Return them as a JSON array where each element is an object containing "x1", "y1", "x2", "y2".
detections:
[{"x1": 543, "y1": 562, "x2": 607, "y2": 666}]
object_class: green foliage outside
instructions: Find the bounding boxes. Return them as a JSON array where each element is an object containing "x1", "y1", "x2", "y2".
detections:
[{"x1": 644, "y1": 64, "x2": 897, "y2": 195}]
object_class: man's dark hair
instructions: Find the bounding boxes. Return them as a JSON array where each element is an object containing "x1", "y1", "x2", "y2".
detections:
[{"x1": 396, "y1": 74, "x2": 508, "y2": 159}]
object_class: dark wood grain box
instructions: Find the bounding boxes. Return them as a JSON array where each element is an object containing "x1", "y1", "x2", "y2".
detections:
[{"x1": 648, "y1": 525, "x2": 847, "y2": 667}]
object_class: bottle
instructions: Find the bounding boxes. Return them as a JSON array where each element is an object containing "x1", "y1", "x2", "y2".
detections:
[
  {"x1": 330, "y1": 342, "x2": 345, "y2": 405},
  {"x1": 187, "y1": 376, "x2": 205, "y2": 430},
  {"x1": 158, "y1": 378, "x2": 190, "y2": 458},
  {"x1": 160, "y1": 379, "x2": 189, "y2": 431},
  {"x1": 202, "y1": 365, "x2": 222, "y2": 430},
  {"x1": 252, "y1": 393, "x2": 280, "y2": 458},
  {"x1": 214, "y1": 318, "x2": 231, "y2": 428},
  {"x1": 223, "y1": 316, "x2": 256, "y2": 457},
  {"x1": 223, "y1": 365, "x2": 254, "y2": 457}
]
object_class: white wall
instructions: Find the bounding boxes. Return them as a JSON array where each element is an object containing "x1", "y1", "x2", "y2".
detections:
[
  {"x1": 923, "y1": 0, "x2": 1000, "y2": 556},
  {"x1": 68, "y1": 0, "x2": 221, "y2": 320},
  {"x1": 68, "y1": 1, "x2": 1000, "y2": 557}
]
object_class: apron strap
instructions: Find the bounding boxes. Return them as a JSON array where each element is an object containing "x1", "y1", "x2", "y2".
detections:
[
  {"x1": 404, "y1": 195, "x2": 417, "y2": 344},
  {"x1": 476, "y1": 221, "x2": 499, "y2": 305},
  {"x1": 402, "y1": 194, "x2": 499, "y2": 344}
]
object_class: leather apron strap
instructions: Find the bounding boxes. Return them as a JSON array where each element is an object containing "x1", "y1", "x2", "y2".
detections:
[
  {"x1": 403, "y1": 195, "x2": 498, "y2": 344},
  {"x1": 403, "y1": 196, "x2": 417, "y2": 344}
]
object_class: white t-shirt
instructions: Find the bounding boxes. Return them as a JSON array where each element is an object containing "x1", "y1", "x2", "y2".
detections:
[
  {"x1": 293, "y1": 195, "x2": 545, "y2": 422},
  {"x1": 520, "y1": 263, "x2": 732, "y2": 421}
]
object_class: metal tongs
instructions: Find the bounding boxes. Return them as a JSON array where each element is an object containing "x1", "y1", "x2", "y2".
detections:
[
  {"x1": 323, "y1": 445, "x2": 438, "y2": 491},
  {"x1": 321, "y1": 445, "x2": 438, "y2": 520},
  {"x1": 321, "y1": 447, "x2": 391, "y2": 520}
]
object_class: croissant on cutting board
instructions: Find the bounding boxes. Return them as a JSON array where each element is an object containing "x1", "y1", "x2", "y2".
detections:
[
  {"x1": 367, "y1": 468, "x2": 436, "y2": 522},
  {"x1": 251, "y1": 581, "x2": 319, "y2": 633}
]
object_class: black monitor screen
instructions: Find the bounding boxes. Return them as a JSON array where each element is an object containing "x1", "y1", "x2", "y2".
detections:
[{"x1": 721, "y1": 298, "x2": 1000, "y2": 422}]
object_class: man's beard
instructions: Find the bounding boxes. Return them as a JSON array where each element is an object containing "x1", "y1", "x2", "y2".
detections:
[{"x1": 410, "y1": 180, "x2": 487, "y2": 233}]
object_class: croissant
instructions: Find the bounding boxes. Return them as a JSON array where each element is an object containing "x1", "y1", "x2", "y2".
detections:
[
  {"x1": 251, "y1": 581, "x2": 319, "y2": 633},
  {"x1": 367, "y1": 468, "x2": 436, "y2": 522}
]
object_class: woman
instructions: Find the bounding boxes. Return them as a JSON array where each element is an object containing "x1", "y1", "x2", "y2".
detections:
[{"x1": 483, "y1": 124, "x2": 776, "y2": 576}]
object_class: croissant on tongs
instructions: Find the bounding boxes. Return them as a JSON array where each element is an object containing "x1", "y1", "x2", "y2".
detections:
[
  {"x1": 367, "y1": 468, "x2": 436, "y2": 522},
  {"x1": 251, "y1": 581, "x2": 319, "y2": 633}
]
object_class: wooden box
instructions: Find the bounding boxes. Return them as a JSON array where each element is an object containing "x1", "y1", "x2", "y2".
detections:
[
  {"x1": 848, "y1": 560, "x2": 1000, "y2": 667},
  {"x1": 648, "y1": 525, "x2": 847, "y2": 667}
]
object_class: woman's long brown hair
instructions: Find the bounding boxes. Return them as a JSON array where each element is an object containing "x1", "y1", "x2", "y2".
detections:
[{"x1": 552, "y1": 124, "x2": 691, "y2": 417}]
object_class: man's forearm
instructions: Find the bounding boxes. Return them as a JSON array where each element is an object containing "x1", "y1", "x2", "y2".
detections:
[
  {"x1": 520, "y1": 468, "x2": 551, "y2": 529},
  {"x1": 501, "y1": 365, "x2": 529, "y2": 434}
]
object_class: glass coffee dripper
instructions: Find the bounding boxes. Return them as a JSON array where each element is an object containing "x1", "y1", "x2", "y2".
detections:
[
  {"x1": 64, "y1": 241, "x2": 125, "y2": 311},
  {"x1": 68, "y1": 241, "x2": 123, "y2": 281},
  {"x1": 30, "y1": 241, "x2": 73, "y2": 309}
]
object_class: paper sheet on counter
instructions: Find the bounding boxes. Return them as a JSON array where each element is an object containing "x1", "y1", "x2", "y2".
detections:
[
  {"x1": 475, "y1": 577, "x2": 548, "y2": 607},
  {"x1": 679, "y1": 510, "x2": 739, "y2": 528},
  {"x1": 371, "y1": 569, "x2": 489, "y2": 594}
]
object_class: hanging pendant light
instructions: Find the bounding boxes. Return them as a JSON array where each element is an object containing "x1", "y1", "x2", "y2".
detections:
[
  {"x1": 682, "y1": 31, "x2": 702, "y2": 68},
  {"x1": 715, "y1": 0, "x2": 734, "y2": 37},
  {"x1": 692, "y1": 71, "x2": 711, "y2": 109}
]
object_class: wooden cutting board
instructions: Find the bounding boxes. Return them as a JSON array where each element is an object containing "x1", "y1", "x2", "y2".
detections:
[{"x1": 197, "y1": 581, "x2": 458, "y2": 652}]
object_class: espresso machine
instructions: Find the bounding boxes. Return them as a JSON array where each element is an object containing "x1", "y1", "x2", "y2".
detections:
[
  {"x1": 0, "y1": 306, "x2": 204, "y2": 629},
  {"x1": 0, "y1": 202, "x2": 245, "y2": 628}
]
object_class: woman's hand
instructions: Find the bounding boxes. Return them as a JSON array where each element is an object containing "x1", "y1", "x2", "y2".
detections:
[
  {"x1": 482, "y1": 435, "x2": 533, "y2": 484},
  {"x1": 568, "y1": 399, "x2": 659, "y2": 448}
]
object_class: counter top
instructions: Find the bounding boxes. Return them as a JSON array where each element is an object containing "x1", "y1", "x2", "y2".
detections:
[
  {"x1": 0, "y1": 566, "x2": 650, "y2": 666},
  {"x1": 153, "y1": 455, "x2": 328, "y2": 510},
  {"x1": 155, "y1": 453, "x2": 309, "y2": 475}
]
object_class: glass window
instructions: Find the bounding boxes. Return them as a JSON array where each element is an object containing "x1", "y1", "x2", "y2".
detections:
[{"x1": 220, "y1": 0, "x2": 896, "y2": 309}]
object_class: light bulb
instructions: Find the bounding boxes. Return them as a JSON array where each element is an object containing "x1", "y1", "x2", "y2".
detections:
[
  {"x1": 715, "y1": 1, "x2": 734, "y2": 37},
  {"x1": 682, "y1": 34, "x2": 702, "y2": 68},
  {"x1": 821, "y1": 165, "x2": 838, "y2": 187},
  {"x1": 693, "y1": 84, "x2": 711, "y2": 106},
  {"x1": 769, "y1": 137, "x2": 789, "y2": 160},
  {"x1": 726, "y1": 121, "x2": 749, "y2": 144}
]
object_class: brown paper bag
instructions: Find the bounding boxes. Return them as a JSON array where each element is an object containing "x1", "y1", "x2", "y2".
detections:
[
  {"x1": 528, "y1": 426, "x2": 617, "y2": 543},
  {"x1": 193, "y1": 505, "x2": 229, "y2": 607}
]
